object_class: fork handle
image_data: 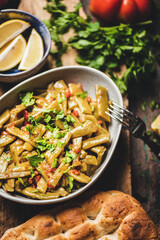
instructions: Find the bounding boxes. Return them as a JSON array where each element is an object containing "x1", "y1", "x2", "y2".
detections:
[{"x1": 142, "y1": 133, "x2": 160, "y2": 160}]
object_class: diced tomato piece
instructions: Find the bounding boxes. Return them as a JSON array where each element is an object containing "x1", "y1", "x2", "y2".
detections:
[
  {"x1": 47, "y1": 180, "x2": 56, "y2": 189},
  {"x1": 1, "y1": 131, "x2": 9, "y2": 135},
  {"x1": 5, "y1": 174, "x2": 10, "y2": 178},
  {"x1": 46, "y1": 166, "x2": 52, "y2": 174},
  {"x1": 86, "y1": 96, "x2": 91, "y2": 103},
  {"x1": 52, "y1": 168, "x2": 57, "y2": 172},
  {"x1": 49, "y1": 98, "x2": 55, "y2": 103},
  {"x1": 23, "y1": 110, "x2": 30, "y2": 125},
  {"x1": 23, "y1": 110, "x2": 29, "y2": 120},
  {"x1": 35, "y1": 175, "x2": 41, "y2": 183},
  {"x1": 72, "y1": 169, "x2": 80, "y2": 175},
  {"x1": 98, "y1": 120, "x2": 102, "y2": 125},
  {"x1": 65, "y1": 89, "x2": 71, "y2": 98},
  {"x1": 28, "y1": 178, "x2": 33, "y2": 185},
  {"x1": 74, "y1": 148, "x2": 80, "y2": 154},
  {"x1": 10, "y1": 122, "x2": 15, "y2": 127},
  {"x1": 34, "y1": 170, "x2": 39, "y2": 176},
  {"x1": 73, "y1": 109, "x2": 79, "y2": 117}
]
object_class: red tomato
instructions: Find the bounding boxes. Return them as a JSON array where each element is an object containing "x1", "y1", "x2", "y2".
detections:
[
  {"x1": 86, "y1": 96, "x2": 91, "y2": 103},
  {"x1": 72, "y1": 169, "x2": 80, "y2": 175},
  {"x1": 74, "y1": 148, "x2": 80, "y2": 154},
  {"x1": 1, "y1": 130, "x2": 9, "y2": 135},
  {"x1": 34, "y1": 175, "x2": 41, "y2": 183},
  {"x1": 65, "y1": 89, "x2": 71, "y2": 98},
  {"x1": 73, "y1": 109, "x2": 79, "y2": 117},
  {"x1": 134, "y1": 0, "x2": 151, "y2": 21},
  {"x1": 90, "y1": 0, "x2": 122, "y2": 23},
  {"x1": 90, "y1": 0, "x2": 151, "y2": 24},
  {"x1": 118, "y1": 0, "x2": 138, "y2": 23},
  {"x1": 98, "y1": 120, "x2": 102, "y2": 125}
]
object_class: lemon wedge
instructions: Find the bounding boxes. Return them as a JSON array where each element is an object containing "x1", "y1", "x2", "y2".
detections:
[
  {"x1": 151, "y1": 114, "x2": 160, "y2": 136},
  {"x1": 0, "y1": 35, "x2": 26, "y2": 71},
  {"x1": 18, "y1": 28, "x2": 44, "y2": 70},
  {"x1": 0, "y1": 19, "x2": 30, "y2": 49}
]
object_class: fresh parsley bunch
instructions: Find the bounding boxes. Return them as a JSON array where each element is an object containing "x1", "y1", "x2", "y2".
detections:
[{"x1": 44, "y1": 0, "x2": 160, "y2": 93}]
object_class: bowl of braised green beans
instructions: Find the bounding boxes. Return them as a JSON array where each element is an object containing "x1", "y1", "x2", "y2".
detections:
[{"x1": 0, "y1": 66, "x2": 122, "y2": 204}]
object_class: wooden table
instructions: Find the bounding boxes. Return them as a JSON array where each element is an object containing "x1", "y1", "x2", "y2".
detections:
[{"x1": 0, "y1": 0, "x2": 160, "y2": 237}]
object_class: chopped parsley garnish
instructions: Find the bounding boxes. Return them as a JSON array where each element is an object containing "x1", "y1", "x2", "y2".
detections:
[
  {"x1": 65, "y1": 174, "x2": 74, "y2": 191},
  {"x1": 18, "y1": 178, "x2": 28, "y2": 187},
  {"x1": 66, "y1": 115, "x2": 75, "y2": 123},
  {"x1": 32, "y1": 189, "x2": 38, "y2": 193},
  {"x1": 28, "y1": 155, "x2": 44, "y2": 167},
  {"x1": 51, "y1": 158, "x2": 58, "y2": 169},
  {"x1": 63, "y1": 120, "x2": 69, "y2": 130},
  {"x1": 56, "y1": 110, "x2": 65, "y2": 120},
  {"x1": 44, "y1": 113, "x2": 52, "y2": 123},
  {"x1": 65, "y1": 151, "x2": 77, "y2": 159},
  {"x1": 37, "y1": 138, "x2": 56, "y2": 152},
  {"x1": 3, "y1": 154, "x2": 13, "y2": 162},
  {"x1": 76, "y1": 91, "x2": 88, "y2": 99},
  {"x1": 63, "y1": 151, "x2": 77, "y2": 164},
  {"x1": 20, "y1": 92, "x2": 35, "y2": 107},
  {"x1": 57, "y1": 140, "x2": 65, "y2": 148},
  {"x1": 30, "y1": 168, "x2": 35, "y2": 178},
  {"x1": 57, "y1": 96, "x2": 66, "y2": 103},
  {"x1": 25, "y1": 125, "x2": 34, "y2": 137},
  {"x1": 52, "y1": 131, "x2": 66, "y2": 139}
]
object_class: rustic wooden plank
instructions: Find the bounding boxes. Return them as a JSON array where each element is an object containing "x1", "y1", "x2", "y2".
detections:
[{"x1": 129, "y1": 74, "x2": 160, "y2": 224}]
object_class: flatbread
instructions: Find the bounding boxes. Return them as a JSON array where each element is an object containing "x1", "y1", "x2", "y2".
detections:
[{"x1": 1, "y1": 190, "x2": 158, "y2": 239}]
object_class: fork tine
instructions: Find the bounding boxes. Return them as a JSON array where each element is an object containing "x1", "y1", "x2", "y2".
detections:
[
  {"x1": 106, "y1": 102, "x2": 160, "y2": 160},
  {"x1": 112, "y1": 102, "x2": 137, "y2": 121},
  {"x1": 110, "y1": 104, "x2": 136, "y2": 124},
  {"x1": 107, "y1": 106, "x2": 131, "y2": 130}
]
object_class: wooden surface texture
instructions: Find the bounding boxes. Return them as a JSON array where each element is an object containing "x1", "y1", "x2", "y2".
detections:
[{"x1": 0, "y1": 0, "x2": 160, "y2": 237}]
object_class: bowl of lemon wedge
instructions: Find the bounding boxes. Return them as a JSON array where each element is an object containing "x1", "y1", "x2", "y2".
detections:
[{"x1": 0, "y1": 9, "x2": 51, "y2": 83}]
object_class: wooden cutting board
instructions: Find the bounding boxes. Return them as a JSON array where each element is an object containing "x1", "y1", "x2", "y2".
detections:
[{"x1": 0, "y1": 0, "x2": 131, "y2": 236}]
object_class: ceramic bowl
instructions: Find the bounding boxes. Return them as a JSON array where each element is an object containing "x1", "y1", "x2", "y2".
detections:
[
  {"x1": 0, "y1": 66, "x2": 123, "y2": 204},
  {"x1": 0, "y1": 9, "x2": 51, "y2": 83}
]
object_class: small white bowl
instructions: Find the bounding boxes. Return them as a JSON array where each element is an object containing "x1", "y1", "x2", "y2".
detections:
[{"x1": 0, "y1": 66, "x2": 123, "y2": 205}]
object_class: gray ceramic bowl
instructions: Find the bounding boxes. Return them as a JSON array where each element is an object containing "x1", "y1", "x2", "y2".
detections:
[
  {"x1": 0, "y1": 66, "x2": 123, "y2": 204},
  {"x1": 0, "y1": 9, "x2": 51, "y2": 83}
]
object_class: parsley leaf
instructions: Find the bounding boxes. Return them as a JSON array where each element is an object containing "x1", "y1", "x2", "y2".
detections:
[
  {"x1": 56, "y1": 110, "x2": 65, "y2": 120},
  {"x1": 37, "y1": 138, "x2": 56, "y2": 152},
  {"x1": 66, "y1": 115, "x2": 75, "y2": 123},
  {"x1": 30, "y1": 168, "x2": 35, "y2": 178},
  {"x1": 63, "y1": 151, "x2": 77, "y2": 164},
  {"x1": 44, "y1": 0, "x2": 160, "y2": 94},
  {"x1": 65, "y1": 174, "x2": 74, "y2": 191},
  {"x1": 28, "y1": 155, "x2": 44, "y2": 167},
  {"x1": 18, "y1": 178, "x2": 28, "y2": 187},
  {"x1": 51, "y1": 158, "x2": 58, "y2": 169},
  {"x1": 25, "y1": 125, "x2": 34, "y2": 137},
  {"x1": 3, "y1": 154, "x2": 13, "y2": 162},
  {"x1": 57, "y1": 96, "x2": 66, "y2": 103},
  {"x1": 20, "y1": 92, "x2": 35, "y2": 107},
  {"x1": 76, "y1": 91, "x2": 88, "y2": 99}
]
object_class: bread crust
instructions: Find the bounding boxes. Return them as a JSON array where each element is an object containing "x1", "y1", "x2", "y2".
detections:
[{"x1": 0, "y1": 190, "x2": 158, "y2": 240}]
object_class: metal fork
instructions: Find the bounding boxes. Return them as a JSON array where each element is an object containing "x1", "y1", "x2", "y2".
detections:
[{"x1": 106, "y1": 102, "x2": 160, "y2": 160}]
